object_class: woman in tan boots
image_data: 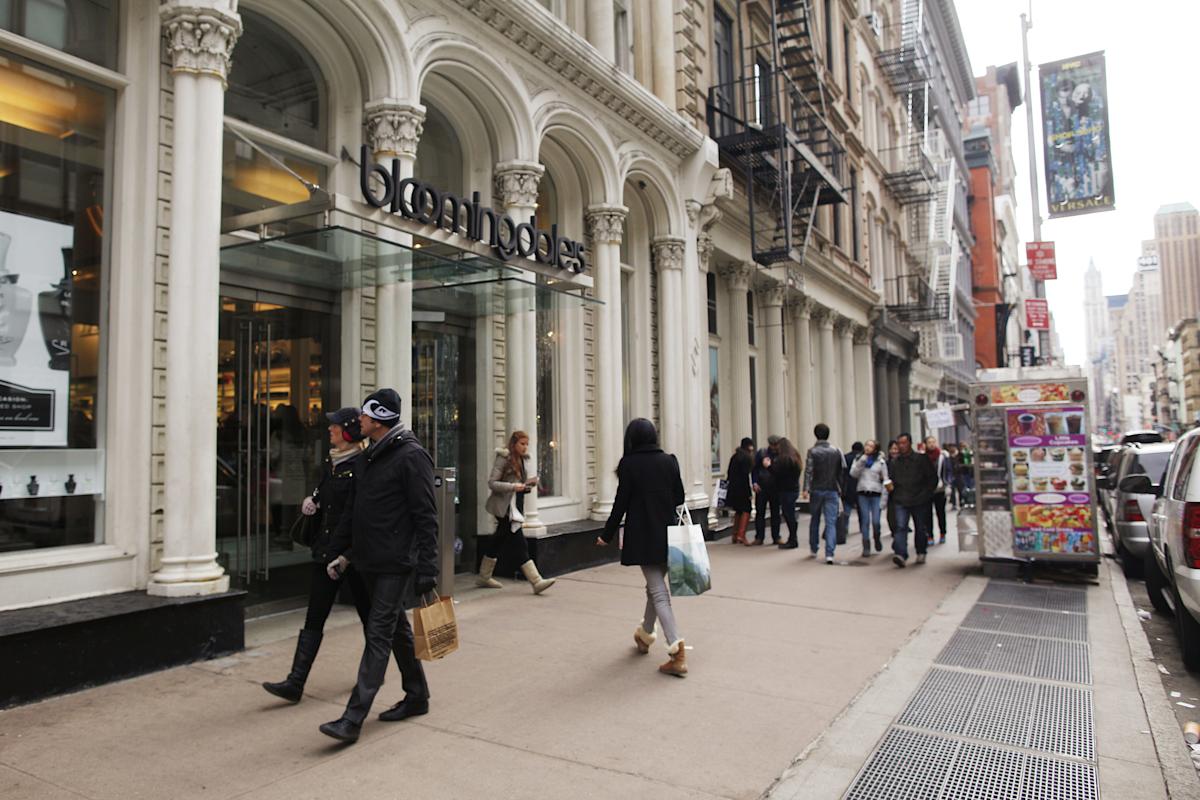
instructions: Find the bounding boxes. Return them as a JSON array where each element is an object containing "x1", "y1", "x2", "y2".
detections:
[
  {"x1": 478, "y1": 430, "x2": 555, "y2": 594},
  {"x1": 596, "y1": 418, "x2": 689, "y2": 677}
]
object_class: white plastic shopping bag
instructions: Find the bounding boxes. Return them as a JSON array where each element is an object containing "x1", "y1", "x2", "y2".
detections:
[
  {"x1": 509, "y1": 494, "x2": 525, "y2": 533},
  {"x1": 667, "y1": 506, "x2": 711, "y2": 596}
]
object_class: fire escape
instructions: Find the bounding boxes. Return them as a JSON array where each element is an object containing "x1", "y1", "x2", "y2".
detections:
[
  {"x1": 706, "y1": 0, "x2": 847, "y2": 271},
  {"x1": 877, "y1": 0, "x2": 959, "y2": 362}
]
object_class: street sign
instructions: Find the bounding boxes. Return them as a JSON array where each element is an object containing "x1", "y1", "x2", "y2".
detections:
[
  {"x1": 1025, "y1": 298, "x2": 1050, "y2": 330},
  {"x1": 924, "y1": 405, "x2": 955, "y2": 430},
  {"x1": 1026, "y1": 241, "x2": 1057, "y2": 280}
]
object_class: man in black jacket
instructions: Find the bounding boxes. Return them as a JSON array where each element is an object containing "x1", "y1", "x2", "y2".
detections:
[
  {"x1": 319, "y1": 388, "x2": 440, "y2": 743},
  {"x1": 888, "y1": 432, "x2": 938, "y2": 568},
  {"x1": 753, "y1": 436, "x2": 782, "y2": 546}
]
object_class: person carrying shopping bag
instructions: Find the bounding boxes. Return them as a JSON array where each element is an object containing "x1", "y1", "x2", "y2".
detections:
[
  {"x1": 595, "y1": 418, "x2": 690, "y2": 677},
  {"x1": 478, "y1": 430, "x2": 555, "y2": 593},
  {"x1": 849, "y1": 439, "x2": 889, "y2": 556},
  {"x1": 262, "y1": 407, "x2": 371, "y2": 703}
]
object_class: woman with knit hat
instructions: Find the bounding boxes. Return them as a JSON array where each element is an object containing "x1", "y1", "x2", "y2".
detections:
[{"x1": 263, "y1": 407, "x2": 371, "y2": 703}]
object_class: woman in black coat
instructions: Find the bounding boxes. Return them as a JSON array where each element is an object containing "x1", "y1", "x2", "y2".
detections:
[
  {"x1": 262, "y1": 407, "x2": 372, "y2": 703},
  {"x1": 725, "y1": 437, "x2": 754, "y2": 545},
  {"x1": 596, "y1": 418, "x2": 689, "y2": 677}
]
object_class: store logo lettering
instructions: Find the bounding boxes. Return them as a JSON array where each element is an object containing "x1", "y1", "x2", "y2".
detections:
[{"x1": 359, "y1": 145, "x2": 586, "y2": 273}]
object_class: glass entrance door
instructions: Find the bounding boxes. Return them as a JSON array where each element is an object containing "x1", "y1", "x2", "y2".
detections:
[
  {"x1": 412, "y1": 321, "x2": 477, "y2": 573},
  {"x1": 216, "y1": 291, "x2": 338, "y2": 606}
]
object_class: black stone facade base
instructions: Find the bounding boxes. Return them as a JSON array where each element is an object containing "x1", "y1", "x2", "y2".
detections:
[
  {"x1": 484, "y1": 507, "x2": 714, "y2": 580},
  {"x1": 0, "y1": 589, "x2": 245, "y2": 709}
]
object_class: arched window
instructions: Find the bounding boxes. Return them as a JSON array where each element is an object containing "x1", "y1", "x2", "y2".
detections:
[{"x1": 222, "y1": 10, "x2": 330, "y2": 217}]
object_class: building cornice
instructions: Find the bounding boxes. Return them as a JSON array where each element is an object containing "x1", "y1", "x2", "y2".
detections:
[{"x1": 451, "y1": 0, "x2": 706, "y2": 159}]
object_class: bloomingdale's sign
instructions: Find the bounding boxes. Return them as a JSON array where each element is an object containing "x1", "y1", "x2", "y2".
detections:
[{"x1": 359, "y1": 145, "x2": 586, "y2": 273}]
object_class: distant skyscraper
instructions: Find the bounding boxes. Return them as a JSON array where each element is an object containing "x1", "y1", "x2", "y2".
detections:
[
  {"x1": 1083, "y1": 260, "x2": 1107, "y2": 362},
  {"x1": 1154, "y1": 203, "x2": 1200, "y2": 330}
]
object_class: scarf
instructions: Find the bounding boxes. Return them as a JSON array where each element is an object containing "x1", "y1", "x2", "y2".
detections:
[
  {"x1": 926, "y1": 447, "x2": 941, "y2": 466},
  {"x1": 330, "y1": 442, "x2": 363, "y2": 467}
]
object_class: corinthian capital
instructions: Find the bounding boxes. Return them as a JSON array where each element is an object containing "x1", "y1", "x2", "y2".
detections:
[
  {"x1": 651, "y1": 236, "x2": 686, "y2": 271},
  {"x1": 365, "y1": 101, "x2": 425, "y2": 158},
  {"x1": 494, "y1": 161, "x2": 545, "y2": 211},
  {"x1": 697, "y1": 231, "x2": 714, "y2": 272},
  {"x1": 718, "y1": 261, "x2": 755, "y2": 292},
  {"x1": 756, "y1": 284, "x2": 786, "y2": 308},
  {"x1": 853, "y1": 324, "x2": 872, "y2": 345},
  {"x1": 585, "y1": 204, "x2": 628, "y2": 246},
  {"x1": 161, "y1": 1, "x2": 242, "y2": 85}
]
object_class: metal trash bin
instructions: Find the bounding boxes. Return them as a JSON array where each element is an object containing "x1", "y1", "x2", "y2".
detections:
[{"x1": 957, "y1": 503, "x2": 978, "y2": 553}]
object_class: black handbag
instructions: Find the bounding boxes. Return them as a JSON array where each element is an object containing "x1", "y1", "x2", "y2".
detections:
[{"x1": 289, "y1": 512, "x2": 318, "y2": 547}]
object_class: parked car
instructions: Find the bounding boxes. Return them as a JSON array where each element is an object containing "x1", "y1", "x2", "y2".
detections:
[
  {"x1": 1107, "y1": 442, "x2": 1173, "y2": 575},
  {"x1": 1121, "y1": 430, "x2": 1165, "y2": 445},
  {"x1": 1139, "y1": 428, "x2": 1200, "y2": 669},
  {"x1": 1094, "y1": 443, "x2": 1122, "y2": 526},
  {"x1": 1099, "y1": 445, "x2": 1129, "y2": 525}
]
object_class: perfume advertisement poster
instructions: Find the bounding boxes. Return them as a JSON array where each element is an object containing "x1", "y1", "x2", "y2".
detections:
[{"x1": 0, "y1": 211, "x2": 72, "y2": 447}]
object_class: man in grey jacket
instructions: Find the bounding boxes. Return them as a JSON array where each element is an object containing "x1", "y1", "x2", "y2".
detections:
[{"x1": 803, "y1": 423, "x2": 844, "y2": 564}]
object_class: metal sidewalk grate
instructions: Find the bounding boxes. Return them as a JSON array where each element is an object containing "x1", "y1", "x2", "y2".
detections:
[
  {"x1": 935, "y1": 630, "x2": 1091, "y2": 684},
  {"x1": 978, "y1": 582, "x2": 1088, "y2": 614},
  {"x1": 962, "y1": 603, "x2": 1088, "y2": 642},
  {"x1": 895, "y1": 668, "x2": 1095, "y2": 760},
  {"x1": 844, "y1": 730, "x2": 1099, "y2": 800}
]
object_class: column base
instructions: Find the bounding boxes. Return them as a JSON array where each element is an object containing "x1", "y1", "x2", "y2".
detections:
[
  {"x1": 147, "y1": 574, "x2": 231, "y2": 598},
  {"x1": 589, "y1": 500, "x2": 615, "y2": 521},
  {"x1": 686, "y1": 490, "x2": 711, "y2": 509}
]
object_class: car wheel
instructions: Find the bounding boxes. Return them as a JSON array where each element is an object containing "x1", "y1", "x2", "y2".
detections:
[
  {"x1": 1144, "y1": 546, "x2": 1173, "y2": 615},
  {"x1": 1176, "y1": 582, "x2": 1200, "y2": 672}
]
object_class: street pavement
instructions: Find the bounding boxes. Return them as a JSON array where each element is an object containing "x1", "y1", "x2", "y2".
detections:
[{"x1": 0, "y1": 510, "x2": 1181, "y2": 799}]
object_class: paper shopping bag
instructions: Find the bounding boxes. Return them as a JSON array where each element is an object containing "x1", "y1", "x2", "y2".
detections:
[
  {"x1": 413, "y1": 594, "x2": 459, "y2": 661},
  {"x1": 714, "y1": 479, "x2": 729, "y2": 508},
  {"x1": 667, "y1": 508, "x2": 711, "y2": 596}
]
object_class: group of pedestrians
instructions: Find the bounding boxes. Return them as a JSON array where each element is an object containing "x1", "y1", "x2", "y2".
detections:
[
  {"x1": 262, "y1": 394, "x2": 694, "y2": 745},
  {"x1": 723, "y1": 425, "x2": 970, "y2": 569}
]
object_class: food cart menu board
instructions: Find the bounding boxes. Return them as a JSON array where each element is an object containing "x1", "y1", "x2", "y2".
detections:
[{"x1": 1005, "y1": 405, "x2": 1096, "y2": 555}]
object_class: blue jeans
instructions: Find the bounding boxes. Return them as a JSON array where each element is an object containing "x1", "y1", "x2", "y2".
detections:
[
  {"x1": 808, "y1": 489, "x2": 840, "y2": 557},
  {"x1": 892, "y1": 502, "x2": 933, "y2": 560},
  {"x1": 778, "y1": 490, "x2": 799, "y2": 544},
  {"x1": 857, "y1": 493, "x2": 882, "y2": 548}
]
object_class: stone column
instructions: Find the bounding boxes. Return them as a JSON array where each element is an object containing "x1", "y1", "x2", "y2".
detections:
[
  {"x1": 899, "y1": 360, "x2": 912, "y2": 435},
  {"x1": 650, "y1": 0, "x2": 676, "y2": 105},
  {"x1": 652, "y1": 236, "x2": 687, "y2": 456},
  {"x1": 854, "y1": 326, "x2": 874, "y2": 441},
  {"x1": 790, "y1": 297, "x2": 815, "y2": 443},
  {"x1": 718, "y1": 262, "x2": 754, "y2": 446},
  {"x1": 150, "y1": 0, "x2": 241, "y2": 596},
  {"x1": 887, "y1": 356, "x2": 903, "y2": 438},
  {"x1": 837, "y1": 317, "x2": 856, "y2": 444},
  {"x1": 585, "y1": 0, "x2": 616, "y2": 62},
  {"x1": 759, "y1": 285, "x2": 787, "y2": 438},
  {"x1": 813, "y1": 306, "x2": 838, "y2": 439},
  {"x1": 874, "y1": 349, "x2": 891, "y2": 443},
  {"x1": 495, "y1": 161, "x2": 545, "y2": 530},
  {"x1": 587, "y1": 204, "x2": 628, "y2": 519},
  {"x1": 365, "y1": 101, "x2": 424, "y2": 417}
]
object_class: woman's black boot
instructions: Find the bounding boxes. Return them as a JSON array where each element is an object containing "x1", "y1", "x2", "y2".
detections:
[{"x1": 262, "y1": 629, "x2": 323, "y2": 702}]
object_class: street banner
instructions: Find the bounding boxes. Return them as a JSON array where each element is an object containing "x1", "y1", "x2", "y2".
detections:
[
  {"x1": 1026, "y1": 298, "x2": 1050, "y2": 330},
  {"x1": 1038, "y1": 52, "x2": 1115, "y2": 218},
  {"x1": 1026, "y1": 241, "x2": 1057, "y2": 280}
]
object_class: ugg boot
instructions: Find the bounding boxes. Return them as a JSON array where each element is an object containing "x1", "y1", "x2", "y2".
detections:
[
  {"x1": 633, "y1": 626, "x2": 656, "y2": 654},
  {"x1": 658, "y1": 639, "x2": 688, "y2": 677},
  {"x1": 476, "y1": 556, "x2": 503, "y2": 589},
  {"x1": 520, "y1": 560, "x2": 555, "y2": 594},
  {"x1": 263, "y1": 629, "x2": 322, "y2": 702}
]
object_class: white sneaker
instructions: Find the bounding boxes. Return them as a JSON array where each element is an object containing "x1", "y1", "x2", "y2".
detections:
[
  {"x1": 916, "y1": 554, "x2": 927, "y2": 565},
  {"x1": 825, "y1": 557, "x2": 834, "y2": 565}
]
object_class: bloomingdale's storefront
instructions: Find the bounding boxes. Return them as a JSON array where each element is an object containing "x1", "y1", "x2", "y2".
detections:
[{"x1": 1, "y1": 0, "x2": 725, "y2": 703}]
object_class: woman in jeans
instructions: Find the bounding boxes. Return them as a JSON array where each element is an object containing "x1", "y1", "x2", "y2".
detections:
[
  {"x1": 596, "y1": 419, "x2": 689, "y2": 677},
  {"x1": 771, "y1": 437, "x2": 803, "y2": 546},
  {"x1": 478, "y1": 430, "x2": 555, "y2": 593},
  {"x1": 262, "y1": 407, "x2": 371, "y2": 703},
  {"x1": 850, "y1": 439, "x2": 889, "y2": 555},
  {"x1": 885, "y1": 439, "x2": 901, "y2": 540}
]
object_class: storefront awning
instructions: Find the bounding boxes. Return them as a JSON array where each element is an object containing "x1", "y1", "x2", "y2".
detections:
[{"x1": 219, "y1": 225, "x2": 600, "y2": 316}]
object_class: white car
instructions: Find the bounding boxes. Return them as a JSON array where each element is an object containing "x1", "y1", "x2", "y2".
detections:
[{"x1": 1140, "y1": 428, "x2": 1200, "y2": 669}]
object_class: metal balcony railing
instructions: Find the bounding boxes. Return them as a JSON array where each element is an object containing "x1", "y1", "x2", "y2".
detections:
[{"x1": 884, "y1": 272, "x2": 949, "y2": 322}]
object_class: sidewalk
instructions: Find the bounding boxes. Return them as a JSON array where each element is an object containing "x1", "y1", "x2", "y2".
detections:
[{"x1": 0, "y1": 512, "x2": 1185, "y2": 799}]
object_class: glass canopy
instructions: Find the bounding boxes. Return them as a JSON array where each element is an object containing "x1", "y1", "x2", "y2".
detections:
[{"x1": 219, "y1": 225, "x2": 599, "y2": 316}]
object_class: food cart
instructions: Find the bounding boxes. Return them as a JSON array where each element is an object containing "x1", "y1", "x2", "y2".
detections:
[{"x1": 968, "y1": 367, "x2": 1100, "y2": 566}]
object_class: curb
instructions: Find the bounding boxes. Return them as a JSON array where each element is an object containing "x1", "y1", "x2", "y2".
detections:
[{"x1": 1108, "y1": 558, "x2": 1200, "y2": 800}]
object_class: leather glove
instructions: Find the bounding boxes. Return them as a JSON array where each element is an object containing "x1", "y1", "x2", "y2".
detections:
[
  {"x1": 326, "y1": 555, "x2": 348, "y2": 580},
  {"x1": 301, "y1": 496, "x2": 318, "y2": 516},
  {"x1": 414, "y1": 574, "x2": 437, "y2": 597}
]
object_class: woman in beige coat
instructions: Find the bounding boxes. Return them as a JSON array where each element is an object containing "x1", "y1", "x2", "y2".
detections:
[{"x1": 477, "y1": 430, "x2": 555, "y2": 593}]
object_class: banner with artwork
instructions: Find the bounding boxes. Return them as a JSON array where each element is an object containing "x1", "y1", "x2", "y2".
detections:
[
  {"x1": 1039, "y1": 51, "x2": 1115, "y2": 218},
  {"x1": 0, "y1": 210, "x2": 73, "y2": 447}
]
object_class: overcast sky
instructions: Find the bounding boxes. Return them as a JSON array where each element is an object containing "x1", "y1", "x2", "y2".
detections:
[{"x1": 955, "y1": 1, "x2": 1200, "y2": 366}]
